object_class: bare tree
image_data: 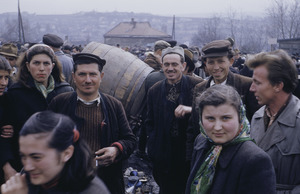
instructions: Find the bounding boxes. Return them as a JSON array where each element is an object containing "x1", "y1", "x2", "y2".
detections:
[
  {"x1": 267, "y1": 0, "x2": 300, "y2": 39},
  {"x1": 191, "y1": 15, "x2": 223, "y2": 47},
  {"x1": 1, "y1": 17, "x2": 19, "y2": 42}
]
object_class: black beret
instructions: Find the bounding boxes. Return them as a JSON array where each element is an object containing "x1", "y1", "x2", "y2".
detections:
[
  {"x1": 73, "y1": 53, "x2": 106, "y2": 69},
  {"x1": 43, "y1": 34, "x2": 64, "y2": 48},
  {"x1": 202, "y1": 40, "x2": 232, "y2": 58}
]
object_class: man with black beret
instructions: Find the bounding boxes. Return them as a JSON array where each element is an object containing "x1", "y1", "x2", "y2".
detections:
[
  {"x1": 48, "y1": 53, "x2": 136, "y2": 194},
  {"x1": 43, "y1": 33, "x2": 73, "y2": 83},
  {"x1": 186, "y1": 39, "x2": 260, "y2": 162}
]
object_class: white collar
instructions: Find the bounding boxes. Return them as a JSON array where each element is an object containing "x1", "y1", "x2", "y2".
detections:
[
  {"x1": 77, "y1": 93, "x2": 101, "y2": 106},
  {"x1": 210, "y1": 78, "x2": 227, "y2": 87}
]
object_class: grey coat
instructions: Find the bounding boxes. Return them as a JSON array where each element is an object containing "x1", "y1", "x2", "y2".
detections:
[{"x1": 251, "y1": 95, "x2": 300, "y2": 194}]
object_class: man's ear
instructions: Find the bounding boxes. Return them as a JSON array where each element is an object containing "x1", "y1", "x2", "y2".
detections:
[
  {"x1": 182, "y1": 62, "x2": 187, "y2": 72},
  {"x1": 72, "y1": 72, "x2": 75, "y2": 83},
  {"x1": 229, "y1": 57, "x2": 235, "y2": 65},
  {"x1": 274, "y1": 82, "x2": 284, "y2": 92}
]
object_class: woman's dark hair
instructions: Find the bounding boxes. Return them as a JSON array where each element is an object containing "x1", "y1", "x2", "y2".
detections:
[
  {"x1": 196, "y1": 85, "x2": 242, "y2": 122},
  {"x1": 16, "y1": 44, "x2": 65, "y2": 87},
  {"x1": 0, "y1": 55, "x2": 12, "y2": 74},
  {"x1": 247, "y1": 49, "x2": 298, "y2": 93},
  {"x1": 20, "y1": 111, "x2": 95, "y2": 192}
]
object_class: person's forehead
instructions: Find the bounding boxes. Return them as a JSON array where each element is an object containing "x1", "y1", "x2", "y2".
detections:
[
  {"x1": 0, "y1": 69, "x2": 10, "y2": 75},
  {"x1": 163, "y1": 53, "x2": 182, "y2": 61},
  {"x1": 253, "y1": 65, "x2": 269, "y2": 76},
  {"x1": 19, "y1": 134, "x2": 50, "y2": 150},
  {"x1": 76, "y1": 63, "x2": 99, "y2": 71},
  {"x1": 206, "y1": 56, "x2": 228, "y2": 61}
]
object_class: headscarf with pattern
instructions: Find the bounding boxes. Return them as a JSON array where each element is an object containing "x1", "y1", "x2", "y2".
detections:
[{"x1": 190, "y1": 101, "x2": 253, "y2": 194}]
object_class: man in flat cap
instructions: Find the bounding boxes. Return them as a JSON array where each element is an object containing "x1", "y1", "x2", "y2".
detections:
[
  {"x1": 43, "y1": 33, "x2": 73, "y2": 83},
  {"x1": 186, "y1": 39, "x2": 260, "y2": 162},
  {"x1": 48, "y1": 53, "x2": 136, "y2": 194},
  {"x1": 144, "y1": 40, "x2": 170, "y2": 71},
  {"x1": 0, "y1": 43, "x2": 18, "y2": 77},
  {"x1": 145, "y1": 46, "x2": 203, "y2": 194}
]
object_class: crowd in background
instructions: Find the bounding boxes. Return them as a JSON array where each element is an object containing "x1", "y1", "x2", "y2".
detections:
[{"x1": 0, "y1": 34, "x2": 299, "y2": 194}]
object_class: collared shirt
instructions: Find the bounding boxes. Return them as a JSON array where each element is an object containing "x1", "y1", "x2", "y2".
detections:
[
  {"x1": 210, "y1": 78, "x2": 227, "y2": 87},
  {"x1": 264, "y1": 94, "x2": 291, "y2": 129},
  {"x1": 77, "y1": 93, "x2": 101, "y2": 106}
]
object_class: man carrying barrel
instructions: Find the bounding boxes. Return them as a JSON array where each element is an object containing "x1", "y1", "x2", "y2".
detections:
[{"x1": 48, "y1": 52, "x2": 136, "y2": 194}]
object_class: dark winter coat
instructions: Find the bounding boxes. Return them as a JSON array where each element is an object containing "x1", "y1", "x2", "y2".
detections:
[
  {"x1": 48, "y1": 91, "x2": 136, "y2": 194},
  {"x1": 185, "y1": 135, "x2": 276, "y2": 194},
  {"x1": 186, "y1": 71, "x2": 260, "y2": 161},
  {"x1": 3, "y1": 78, "x2": 73, "y2": 171},
  {"x1": 251, "y1": 95, "x2": 300, "y2": 193},
  {"x1": 145, "y1": 75, "x2": 203, "y2": 171}
]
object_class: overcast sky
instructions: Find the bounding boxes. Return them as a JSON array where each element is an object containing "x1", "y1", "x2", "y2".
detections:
[{"x1": 1, "y1": 0, "x2": 272, "y2": 16}]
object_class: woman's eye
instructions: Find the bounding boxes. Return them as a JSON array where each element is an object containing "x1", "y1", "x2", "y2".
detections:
[
  {"x1": 206, "y1": 117, "x2": 214, "y2": 121},
  {"x1": 222, "y1": 116, "x2": 231, "y2": 121}
]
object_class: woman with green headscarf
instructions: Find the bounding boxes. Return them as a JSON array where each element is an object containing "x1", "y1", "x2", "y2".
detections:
[{"x1": 185, "y1": 85, "x2": 276, "y2": 194}]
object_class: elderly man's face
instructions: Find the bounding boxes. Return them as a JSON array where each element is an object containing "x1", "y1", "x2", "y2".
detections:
[
  {"x1": 162, "y1": 54, "x2": 186, "y2": 84},
  {"x1": 250, "y1": 65, "x2": 277, "y2": 106}
]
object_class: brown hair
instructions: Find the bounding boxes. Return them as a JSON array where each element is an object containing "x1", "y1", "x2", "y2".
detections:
[
  {"x1": 16, "y1": 44, "x2": 65, "y2": 87},
  {"x1": 247, "y1": 49, "x2": 298, "y2": 93}
]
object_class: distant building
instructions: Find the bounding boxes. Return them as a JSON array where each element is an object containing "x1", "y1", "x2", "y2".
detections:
[
  {"x1": 104, "y1": 18, "x2": 172, "y2": 48},
  {"x1": 278, "y1": 38, "x2": 300, "y2": 55}
]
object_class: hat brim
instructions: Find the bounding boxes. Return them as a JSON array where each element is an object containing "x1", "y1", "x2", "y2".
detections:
[
  {"x1": 0, "y1": 52, "x2": 17, "y2": 58},
  {"x1": 202, "y1": 51, "x2": 228, "y2": 58}
]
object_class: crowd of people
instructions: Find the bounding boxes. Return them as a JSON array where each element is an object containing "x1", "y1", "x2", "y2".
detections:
[{"x1": 0, "y1": 33, "x2": 299, "y2": 194}]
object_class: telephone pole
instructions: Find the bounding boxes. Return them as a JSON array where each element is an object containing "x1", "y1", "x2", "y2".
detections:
[
  {"x1": 172, "y1": 15, "x2": 175, "y2": 40},
  {"x1": 18, "y1": 0, "x2": 25, "y2": 44}
]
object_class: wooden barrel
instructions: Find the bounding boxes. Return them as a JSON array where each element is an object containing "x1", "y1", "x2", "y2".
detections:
[{"x1": 82, "y1": 42, "x2": 154, "y2": 119}]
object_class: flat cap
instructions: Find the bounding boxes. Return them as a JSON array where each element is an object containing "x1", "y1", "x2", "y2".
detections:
[
  {"x1": 162, "y1": 46, "x2": 185, "y2": 60},
  {"x1": 201, "y1": 39, "x2": 232, "y2": 58},
  {"x1": 43, "y1": 34, "x2": 64, "y2": 48},
  {"x1": 166, "y1": 40, "x2": 177, "y2": 47},
  {"x1": 0, "y1": 43, "x2": 18, "y2": 58},
  {"x1": 73, "y1": 53, "x2": 106, "y2": 69},
  {"x1": 154, "y1": 40, "x2": 170, "y2": 51}
]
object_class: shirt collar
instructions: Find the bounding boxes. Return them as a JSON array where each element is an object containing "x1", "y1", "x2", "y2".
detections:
[
  {"x1": 77, "y1": 93, "x2": 101, "y2": 106},
  {"x1": 210, "y1": 78, "x2": 227, "y2": 87}
]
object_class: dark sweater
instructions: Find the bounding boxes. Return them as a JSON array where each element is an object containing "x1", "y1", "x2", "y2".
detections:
[{"x1": 49, "y1": 91, "x2": 136, "y2": 194}]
